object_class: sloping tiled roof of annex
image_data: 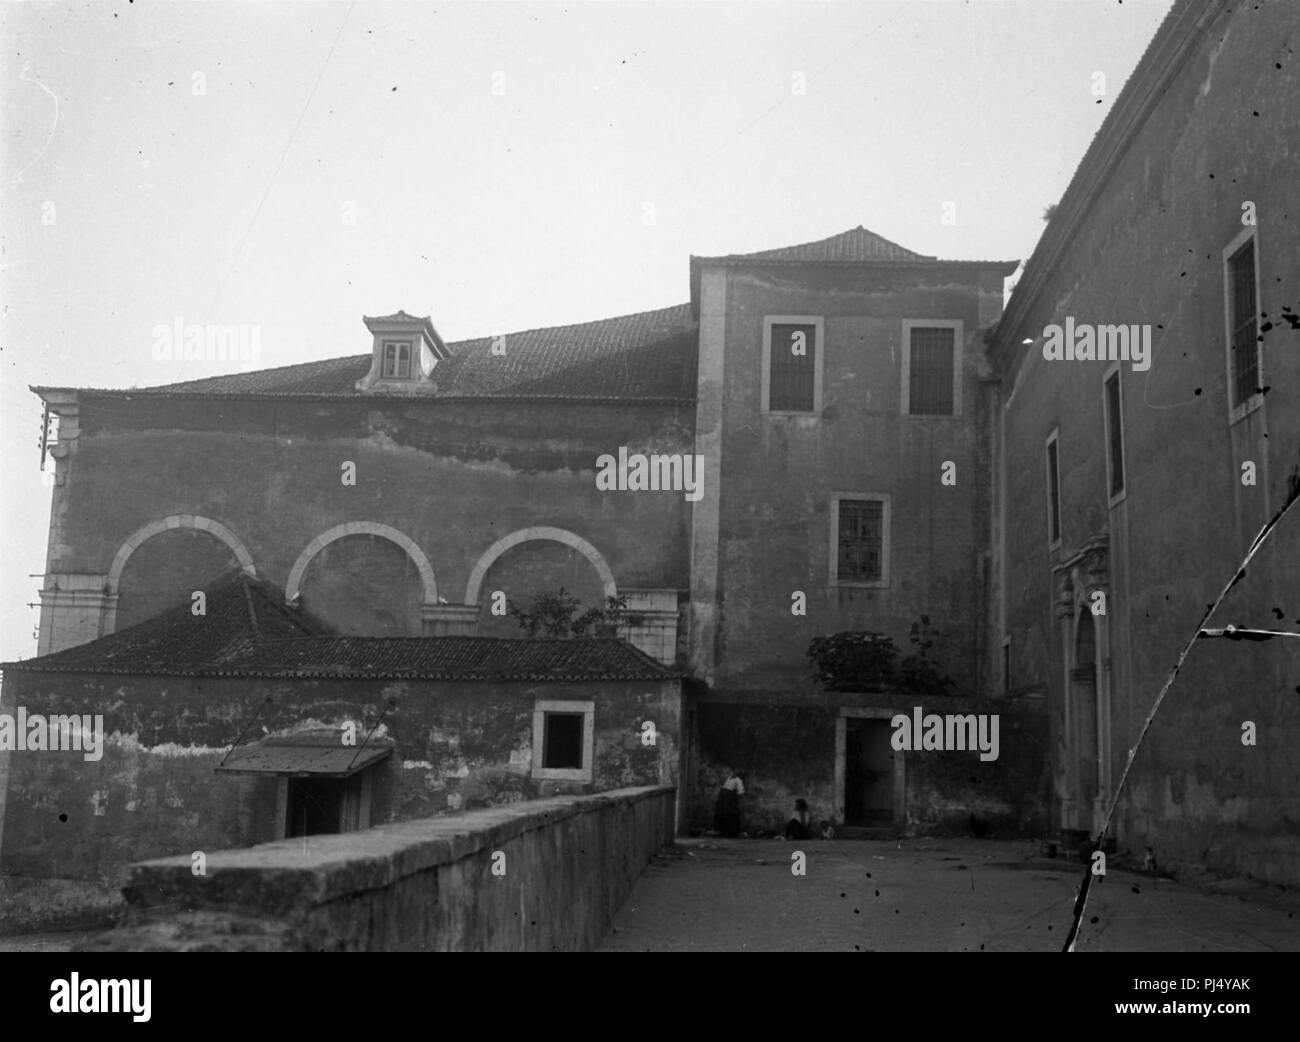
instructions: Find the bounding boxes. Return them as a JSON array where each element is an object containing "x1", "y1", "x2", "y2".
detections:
[
  {"x1": 33, "y1": 303, "x2": 698, "y2": 403},
  {"x1": 2, "y1": 572, "x2": 674, "y2": 681},
  {"x1": 1, "y1": 571, "x2": 324, "y2": 676},
  {"x1": 202, "y1": 635, "x2": 674, "y2": 681}
]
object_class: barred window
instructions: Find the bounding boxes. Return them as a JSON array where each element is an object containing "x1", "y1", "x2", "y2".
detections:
[
  {"x1": 837, "y1": 499, "x2": 883, "y2": 583},
  {"x1": 768, "y1": 322, "x2": 817, "y2": 412},
  {"x1": 1227, "y1": 242, "x2": 1258, "y2": 407},
  {"x1": 907, "y1": 326, "x2": 956, "y2": 415}
]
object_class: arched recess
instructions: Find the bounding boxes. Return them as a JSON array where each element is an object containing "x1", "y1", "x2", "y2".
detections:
[
  {"x1": 108, "y1": 515, "x2": 257, "y2": 593},
  {"x1": 464, "y1": 526, "x2": 617, "y2": 606},
  {"x1": 285, "y1": 521, "x2": 438, "y2": 604}
]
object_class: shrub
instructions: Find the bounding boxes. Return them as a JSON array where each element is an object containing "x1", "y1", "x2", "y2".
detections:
[
  {"x1": 510, "y1": 588, "x2": 638, "y2": 638},
  {"x1": 807, "y1": 617, "x2": 958, "y2": 694},
  {"x1": 806, "y1": 631, "x2": 897, "y2": 691}
]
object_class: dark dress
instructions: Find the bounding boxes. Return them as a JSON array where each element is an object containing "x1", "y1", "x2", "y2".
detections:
[
  {"x1": 714, "y1": 787, "x2": 741, "y2": 837},
  {"x1": 784, "y1": 816, "x2": 812, "y2": 840}
]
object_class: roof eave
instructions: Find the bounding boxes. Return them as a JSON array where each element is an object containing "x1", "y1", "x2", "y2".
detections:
[
  {"x1": 36, "y1": 388, "x2": 695, "y2": 405},
  {"x1": 0, "y1": 663, "x2": 675, "y2": 681},
  {"x1": 690, "y1": 254, "x2": 1021, "y2": 314},
  {"x1": 30, "y1": 387, "x2": 80, "y2": 407}
]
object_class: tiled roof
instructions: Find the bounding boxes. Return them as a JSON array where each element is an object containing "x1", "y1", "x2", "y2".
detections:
[
  {"x1": 692, "y1": 226, "x2": 1017, "y2": 269},
  {"x1": 2, "y1": 571, "x2": 326, "y2": 676},
  {"x1": 216, "y1": 731, "x2": 394, "y2": 776},
  {"x1": 426, "y1": 305, "x2": 697, "y2": 400},
  {"x1": 214, "y1": 635, "x2": 674, "y2": 681},
  {"x1": 367, "y1": 310, "x2": 425, "y2": 323},
  {"x1": 38, "y1": 304, "x2": 697, "y2": 403},
  {"x1": 688, "y1": 227, "x2": 1019, "y2": 309},
  {"x1": 116, "y1": 354, "x2": 371, "y2": 396},
  {"x1": 3, "y1": 573, "x2": 673, "y2": 682},
  {"x1": 705, "y1": 226, "x2": 933, "y2": 263}
]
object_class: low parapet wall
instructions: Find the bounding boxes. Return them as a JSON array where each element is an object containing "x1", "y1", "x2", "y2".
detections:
[{"x1": 88, "y1": 785, "x2": 676, "y2": 951}]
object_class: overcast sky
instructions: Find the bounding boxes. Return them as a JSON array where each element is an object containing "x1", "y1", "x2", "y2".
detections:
[{"x1": 0, "y1": 0, "x2": 1174, "y2": 661}]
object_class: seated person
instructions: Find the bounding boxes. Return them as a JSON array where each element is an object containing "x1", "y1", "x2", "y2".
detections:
[{"x1": 784, "y1": 797, "x2": 813, "y2": 840}]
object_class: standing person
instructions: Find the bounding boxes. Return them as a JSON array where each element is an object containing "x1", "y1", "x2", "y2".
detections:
[
  {"x1": 713, "y1": 769, "x2": 745, "y2": 837},
  {"x1": 784, "y1": 798, "x2": 812, "y2": 840}
]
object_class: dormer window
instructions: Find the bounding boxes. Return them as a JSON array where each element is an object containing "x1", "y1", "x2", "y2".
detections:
[
  {"x1": 382, "y1": 341, "x2": 413, "y2": 379},
  {"x1": 356, "y1": 311, "x2": 450, "y2": 392}
]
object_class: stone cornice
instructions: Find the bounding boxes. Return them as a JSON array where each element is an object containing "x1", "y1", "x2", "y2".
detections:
[{"x1": 1053, "y1": 535, "x2": 1110, "y2": 619}]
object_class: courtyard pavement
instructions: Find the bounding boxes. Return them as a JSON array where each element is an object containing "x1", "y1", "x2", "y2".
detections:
[
  {"x1": 4, "y1": 836, "x2": 1295, "y2": 952},
  {"x1": 599, "y1": 836, "x2": 1300, "y2": 952}
]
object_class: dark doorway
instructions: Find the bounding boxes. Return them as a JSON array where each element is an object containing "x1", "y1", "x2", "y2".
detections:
[
  {"x1": 286, "y1": 776, "x2": 345, "y2": 837},
  {"x1": 844, "y1": 717, "x2": 894, "y2": 826},
  {"x1": 1070, "y1": 611, "x2": 1100, "y2": 830},
  {"x1": 285, "y1": 771, "x2": 372, "y2": 837}
]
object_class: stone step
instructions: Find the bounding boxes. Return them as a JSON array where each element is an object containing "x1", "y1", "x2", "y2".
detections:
[{"x1": 835, "y1": 825, "x2": 895, "y2": 840}]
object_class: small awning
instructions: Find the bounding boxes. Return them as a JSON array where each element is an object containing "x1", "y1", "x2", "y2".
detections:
[{"x1": 216, "y1": 731, "x2": 393, "y2": 778}]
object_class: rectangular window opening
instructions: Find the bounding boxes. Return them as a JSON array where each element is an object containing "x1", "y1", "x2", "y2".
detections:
[
  {"x1": 768, "y1": 322, "x2": 817, "y2": 412},
  {"x1": 382, "y1": 341, "x2": 412, "y2": 379},
  {"x1": 1105, "y1": 371, "x2": 1125, "y2": 499},
  {"x1": 837, "y1": 499, "x2": 884, "y2": 583},
  {"x1": 908, "y1": 326, "x2": 956, "y2": 415},
  {"x1": 1046, "y1": 433, "x2": 1061, "y2": 546},
  {"x1": 532, "y1": 700, "x2": 594, "y2": 781},
  {"x1": 542, "y1": 712, "x2": 585, "y2": 770}
]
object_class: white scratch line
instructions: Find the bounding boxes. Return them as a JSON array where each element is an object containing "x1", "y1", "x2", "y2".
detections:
[
  {"x1": 17, "y1": 64, "x2": 58, "y2": 184},
  {"x1": 1199, "y1": 627, "x2": 1300, "y2": 640}
]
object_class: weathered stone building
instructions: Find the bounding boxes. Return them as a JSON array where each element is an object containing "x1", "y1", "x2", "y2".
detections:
[
  {"x1": 989, "y1": 0, "x2": 1300, "y2": 883},
  {"x1": 4, "y1": 307, "x2": 699, "y2": 924},
  {"x1": 32, "y1": 305, "x2": 697, "y2": 655},
  {"x1": 3, "y1": 0, "x2": 1297, "y2": 929},
  {"x1": 1, "y1": 572, "x2": 682, "y2": 926},
  {"x1": 686, "y1": 230, "x2": 1036, "y2": 835}
]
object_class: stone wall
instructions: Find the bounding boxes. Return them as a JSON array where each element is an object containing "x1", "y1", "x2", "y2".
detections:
[
  {"x1": 85, "y1": 786, "x2": 675, "y2": 951},
  {"x1": 38, "y1": 395, "x2": 694, "y2": 661},
  {"x1": 688, "y1": 694, "x2": 1049, "y2": 837},
  {"x1": 0, "y1": 668, "x2": 683, "y2": 931}
]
